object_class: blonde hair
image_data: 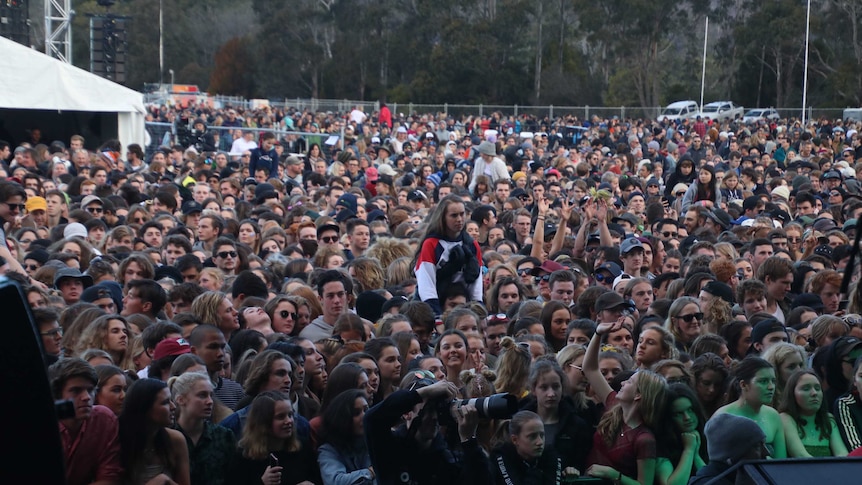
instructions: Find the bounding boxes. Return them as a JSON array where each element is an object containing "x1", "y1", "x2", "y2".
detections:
[
  {"x1": 75, "y1": 314, "x2": 135, "y2": 370},
  {"x1": 366, "y1": 237, "x2": 412, "y2": 270},
  {"x1": 495, "y1": 337, "x2": 532, "y2": 397},
  {"x1": 190, "y1": 291, "x2": 229, "y2": 328},
  {"x1": 386, "y1": 257, "x2": 413, "y2": 287},
  {"x1": 198, "y1": 267, "x2": 225, "y2": 291},
  {"x1": 596, "y1": 370, "x2": 667, "y2": 446}
]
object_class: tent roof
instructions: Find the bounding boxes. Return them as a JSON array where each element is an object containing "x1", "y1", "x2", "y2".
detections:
[{"x1": 0, "y1": 36, "x2": 145, "y2": 115}]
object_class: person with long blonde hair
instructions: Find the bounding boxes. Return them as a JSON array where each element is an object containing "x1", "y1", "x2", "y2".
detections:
[
  {"x1": 583, "y1": 317, "x2": 669, "y2": 485},
  {"x1": 495, "y1": 336, "x2": 533, "y2": 400},
  {"x1": 75, "y1": 314, "x2": 135, "y2": 370}
]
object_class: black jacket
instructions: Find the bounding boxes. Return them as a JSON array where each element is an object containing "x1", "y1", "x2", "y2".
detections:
[
  {"x1": 365, "y1": 389, "x2": 490, "y2": 485},
  {"x1": 519, "y1": 395, "x2": 593, "y2": 472},
  {"x1": 490, "y1": 442, "x2": 561, "y2": 485}
]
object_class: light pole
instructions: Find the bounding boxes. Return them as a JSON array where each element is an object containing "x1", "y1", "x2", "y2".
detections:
[
  {"x1": 169, "y1": 69, "x2": 174, "y2": 92},
  {"x1": 159, "y1": 0, "x2": 163, "y2": 86},
  {"x1": 801, "y1": 0, "x2": 811, "y2": 125}
]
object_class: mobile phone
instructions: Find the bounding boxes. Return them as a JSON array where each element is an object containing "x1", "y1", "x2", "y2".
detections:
[{"x1": 269, "y1": 453, "x2": 279, "y2": 468}]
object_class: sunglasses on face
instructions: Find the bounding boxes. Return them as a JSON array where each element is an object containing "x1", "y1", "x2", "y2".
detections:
[
  {"x1": 5, "y1": 203, "x2": 25, "y2": 212},
  {"x1": 662, "y1": 231, "x2": 678, "y2": 238},
  {"x1": 216, "y1": 251, "x2": 237, "y2": 259},
  {"x1": 534, "y1": 274, "x2": 551, "y2": 282},
  {"x1": 517, "y1": 268, "x2": 532, "y2": 276},
  {"x1": 676, "y1": 312, "x2": 703, "y2": 323},
  {"x1": 320, "y1": 236, "x2": 339, "y2": 243},
  {"x1": 25, "y1": 264, "x2": 39, "y2": 271},
  {"x1": 279, "y1": 310, "x2": 298, "y2": 321},
  {"x1": 594, "y1": 272, "x2": 613, "y2": 283},
  {"x1": 87, "y1": 207, "x2": 104, "y2": 214}
]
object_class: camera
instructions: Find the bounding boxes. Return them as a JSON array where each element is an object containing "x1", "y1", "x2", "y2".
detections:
[{"x1": 432, "y1": 393, "x2": 518, "y2": 426}]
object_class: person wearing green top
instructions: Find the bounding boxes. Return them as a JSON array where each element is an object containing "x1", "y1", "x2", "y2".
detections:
[
  {"x1": 712, "y1": 356, "x2": 787, "y2": 459},
  {"x1": 779, "y1": 370, "x2": 848, "y2": 457}
]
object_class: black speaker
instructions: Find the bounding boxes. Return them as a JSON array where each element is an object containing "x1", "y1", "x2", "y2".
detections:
[
  {"x1": 737, "y1": 457, "x2": 862, "y2": 484},
  {"x1": 0, "y1": 277, "x2": 66, "y2": 482}
]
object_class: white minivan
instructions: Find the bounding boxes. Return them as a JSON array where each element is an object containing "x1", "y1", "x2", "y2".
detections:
[{"x1": 659, "y1": 100, "x2": 699, "y2": 122}]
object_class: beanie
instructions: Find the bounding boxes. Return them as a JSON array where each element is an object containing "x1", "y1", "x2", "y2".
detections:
[
  {"x1": 705, "y1": 414, "x2": 765, "y2": 464},
  {"x1": 356, "y1": 291, "x2": 387, "y2": 323}
]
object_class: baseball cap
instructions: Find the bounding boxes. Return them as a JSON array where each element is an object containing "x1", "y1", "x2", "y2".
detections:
[
  {"x1": 620, "y1": 237, "x2": 644, "y2": 255},
  {"x1": 530, "y1": 260, "x2": 565, "y2": 276},
  {"x1": 181, "y1": 200, "x2": 203, "y2": 215},
  {"x1": 81, "y1": 195, "x2": 103, "y2": 209},
  {"x1": 595, "y1": 292, "x2": 635, "y2": 313},
  {"x1": 25, "y1": 197, "x2": 47, "y2": 213},
  {"x1": 153, "y1": 337, "x2": 192, "y2": 361},
  {"x1": 596, "y1": 262, "x2": 622, "y2": 278}
]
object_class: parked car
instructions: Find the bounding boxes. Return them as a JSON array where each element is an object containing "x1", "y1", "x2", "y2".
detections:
[
  {"x1": 742, "y1": 108, "x2": 780, "y2": 124},
  {"x1": 659, "y1": 100, "x2": 699, "y2": 122},
  {"x1": 695, "y1": 101, "x2": 744, "y2": 122}
]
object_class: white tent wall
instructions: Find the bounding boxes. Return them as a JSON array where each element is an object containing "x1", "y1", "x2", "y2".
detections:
[{"x1": 0, "y1": 36, "x2": 146, "y2": 151}]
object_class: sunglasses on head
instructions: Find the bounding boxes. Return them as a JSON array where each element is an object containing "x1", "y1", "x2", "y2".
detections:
[
  {"x1": 279, "y1": 310, "x2": 298, "y2": 321},
  {"x1": 217, "y1": 251, "x2": 237, "y2": 259},
  {"x1": 676, "y1": 312, "x2": 703, "y2": 323}
]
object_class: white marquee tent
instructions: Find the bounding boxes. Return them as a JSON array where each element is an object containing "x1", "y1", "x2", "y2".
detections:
[{"x1": 0, "y1": 35, "x2": 146, "y2": 151}]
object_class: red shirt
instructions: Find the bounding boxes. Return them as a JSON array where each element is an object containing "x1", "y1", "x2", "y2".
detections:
[
  {"x1": 586, "y1": 392, "x2": 657, "y2": 479},
  {"x1": 59, "y1": 405, "x2": 123, "y2": 485}
]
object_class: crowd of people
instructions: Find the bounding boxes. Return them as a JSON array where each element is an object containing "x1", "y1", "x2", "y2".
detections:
[{"x1": 4, "y1": 104, "x2": 862, "y2": 485}]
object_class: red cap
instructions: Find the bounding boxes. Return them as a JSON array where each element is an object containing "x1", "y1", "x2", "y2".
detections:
[
  {"x1": 531, "y1": 260, "x2": 565, "y2": 276},
  {"x1": 365, "y1": 166, "x2": 379, "y2": 182},
  {"x1": 153, "y1": 337, "x2": 191, "y2": 361}
]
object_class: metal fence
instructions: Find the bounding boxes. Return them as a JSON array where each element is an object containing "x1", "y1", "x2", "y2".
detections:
[
  {"x1": 142, "y1": 91, "x2": 857, "y2": 121},
  {"x1": 144, "y1": 121, "x2": 343, "y2": 159}
]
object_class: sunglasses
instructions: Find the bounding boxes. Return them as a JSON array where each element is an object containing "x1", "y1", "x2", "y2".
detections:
[
  {"x1": 216, "y1": 251, "x2": 237, "y2": 259},
  {"x1": 662, "y1": 231, "x2": 678, "y2": 238},
  {"x1": 87, "y1": 207, "x2": 104, "y2": 214},
  {"x1": 534, "y1": 274, "x2": 551, "y2": 282},
  {"x1": 40, "y1": 328, "x2": 63, "y2": 337},
  {"x1": 25, "y1": 264, "x2": 40, "y2": 271},
  {"x1": 320, "y1": 236, "x2": 339, "y2": 243},
  {"x1": 594, "y1": 272, "x2": 613, "y2": 283},
  {"x1": 517, "y1": 268, "x2": 532, "y2": 276},
  {"x1": 5, "y1": 203, "x2": 25, "y2": 212},
  {"x1": 487, "y1": 313, "x2": 507, "y2": 322},
  {"x1": 279, "y1": 310, "x2": 298, "y2": 321},
  {"x1": 676, "y1": 312, "x2": 703, "y2": 323}
]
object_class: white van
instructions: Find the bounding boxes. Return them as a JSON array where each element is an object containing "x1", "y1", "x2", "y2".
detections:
[
  {"x1": 659, "y1": 101, "x2": 699, "y2": 122},
  {"x1": 844, "y1": 108, "x2": 862, "y2": 123}
]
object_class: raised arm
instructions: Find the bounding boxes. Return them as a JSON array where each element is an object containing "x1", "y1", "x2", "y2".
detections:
[{"x1": 583, "y1": 319, "x2": 620, "y2": 405}]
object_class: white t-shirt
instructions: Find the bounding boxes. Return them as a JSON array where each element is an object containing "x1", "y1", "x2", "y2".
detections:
[
  {"x1": 350, "y1": 109, "x2": 367, "y2": 124},
  {"x1": 230, "y1": 137, "x2": 257, "y2": 156}
]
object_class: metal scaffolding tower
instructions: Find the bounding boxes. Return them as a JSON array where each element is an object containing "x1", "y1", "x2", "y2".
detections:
[{"x1": 45, "y1": 0, "x2": 72, "y2": 63}]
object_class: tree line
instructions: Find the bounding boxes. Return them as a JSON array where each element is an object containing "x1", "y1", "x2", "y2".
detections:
[{"x1": 49, "y1": 0, "x2": 862, "y2": 110}]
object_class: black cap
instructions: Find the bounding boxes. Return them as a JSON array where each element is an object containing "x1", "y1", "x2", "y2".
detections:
[
  {"x1": 750, "y1": 318, "x2": 786, "y2": 346},
  {"x1": 595, "y1": 292, "x2": 634, "y2": 312},
  {"x1": 181, "y1": 200, "x2": 203, "y2": 215}
]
